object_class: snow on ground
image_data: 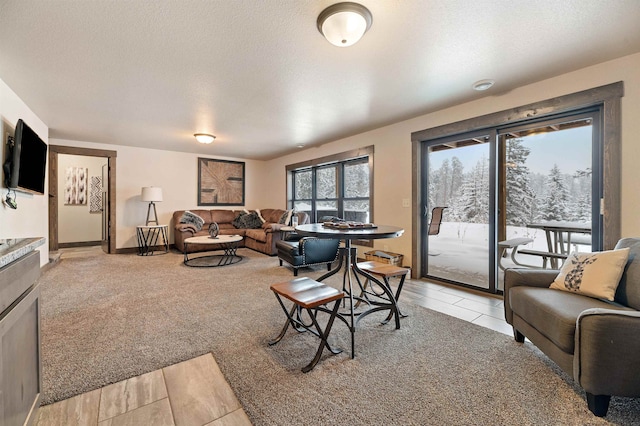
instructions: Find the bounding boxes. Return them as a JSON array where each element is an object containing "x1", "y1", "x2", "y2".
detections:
[{"x1": 427, "y1": 222, "x2": 591, "y2": 290}]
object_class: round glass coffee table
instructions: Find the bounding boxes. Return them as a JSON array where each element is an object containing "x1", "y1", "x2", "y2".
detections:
[{"x1": 183, "y1": 235, "x2": 243, "y2": 267}]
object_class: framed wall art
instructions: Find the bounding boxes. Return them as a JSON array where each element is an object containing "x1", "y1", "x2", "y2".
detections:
[
  {"x1": 89, "y1": 176, "x2": 102, "y2": 213},
  {"x1": 198, "y1": 158, "x2": 245, "y2": 206},
  {"x1": 64, "y1": 166, "x2": 87, "y2": 205}
]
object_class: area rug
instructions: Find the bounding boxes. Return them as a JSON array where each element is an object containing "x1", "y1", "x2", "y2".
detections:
[{"x1": 38, "y1": 249, "x2": 640, "y2": 425}]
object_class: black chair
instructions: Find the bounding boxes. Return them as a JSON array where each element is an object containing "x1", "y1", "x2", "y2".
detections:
[{"x1": 276, "y1": 237, "x2": 340, "y2": 276}]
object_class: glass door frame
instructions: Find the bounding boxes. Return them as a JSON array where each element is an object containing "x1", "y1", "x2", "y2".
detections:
[
  {"x1": 496, "y1": 108, "x2": 604, "y2": 253},
  {"x1": 419, "y1": 108, "x2": 606, "y2": 294},
  {"x1": 420, "y1": 129, "x2": 499, "y2": 293}
]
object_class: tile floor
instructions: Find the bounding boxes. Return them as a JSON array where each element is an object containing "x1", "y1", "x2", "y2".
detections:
[{"x1": 36, "y1": 248, "x2": 512, "y2": 426}]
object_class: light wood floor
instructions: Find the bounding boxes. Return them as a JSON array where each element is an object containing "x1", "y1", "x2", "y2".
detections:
[{"x1": 37, "y1": 248, "x2": 511, "y2": 426}]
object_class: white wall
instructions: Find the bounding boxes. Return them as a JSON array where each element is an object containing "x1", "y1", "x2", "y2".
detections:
[
  {"x1": 48, "y1": 139, "x2": 269, "y2": 249},
  {"x1": 0, "y1": 79, "x2": 49, "y2": 266},
  {"x1": 57, "y1": 154, "x2": 107, "y2": 244},
  {"x1": 260, "y1": 52, "x2": 640, "y2": 268}
]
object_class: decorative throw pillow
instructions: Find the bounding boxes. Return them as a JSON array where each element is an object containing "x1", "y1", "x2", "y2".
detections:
[
  {"x1": 233, "y1": 211, "x2": 263, "y2": 229},
  {"x1": 244, "y1": 212, "x2": 263, "y2": 229},
  {"x1": 278, "y1": 209, "x2": 293, "y2": 226},
  {"x1": 179, "y1": 211, "x2": 205, "y2": 232},
  {"x1": 549, "y1": 248, "x2": 630, "y2": 301},
  {"x1": 232, "y1": 212, "x2": 248, "y2": 229}
]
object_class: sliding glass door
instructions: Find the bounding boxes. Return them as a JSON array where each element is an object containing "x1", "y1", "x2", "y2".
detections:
[
  {"x1": 422, "y1": 132, "x2": 496, "y2": 290},
  {"x1": 497, "y1": 112, "x2": 600, "y2": 289},
  {"x1": 421, "y1": 109, "x2": 602, "y2": 293}
]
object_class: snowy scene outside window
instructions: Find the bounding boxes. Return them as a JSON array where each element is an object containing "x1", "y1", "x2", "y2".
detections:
[
  {"x1": 426, "y1": 119, "x2": 593, "y2": 290},
  {"x1": 291, "y1": 157, "x2": 371, "y2": 224}
]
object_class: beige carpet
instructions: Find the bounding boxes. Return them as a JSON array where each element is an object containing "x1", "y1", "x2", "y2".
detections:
[{"x1": 38, "y1": 249, "x2": 640, "y2": 425}]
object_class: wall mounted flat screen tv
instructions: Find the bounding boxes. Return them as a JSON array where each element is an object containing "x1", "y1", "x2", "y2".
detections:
[{"x1": 3, "y1": 119, "x2": 47, "y2": 195}]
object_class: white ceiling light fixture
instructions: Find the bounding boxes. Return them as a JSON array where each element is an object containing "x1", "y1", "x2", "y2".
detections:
[
  {"x1": 317, "y1": 2, "x2": 373, "y2": 47},
  {"x1": 472, "y1": 79, "x2": 495, "y2": 91},
  {"x1": 194, "y1": 133, "x2": 216, "y2": 144}
]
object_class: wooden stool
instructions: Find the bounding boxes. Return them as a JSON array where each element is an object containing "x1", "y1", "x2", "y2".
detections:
[
  {"x1": 356, "y1": 261, "x2": 410, "y2": 324},
  {"x1": 269, "y1": 277, "x2": 345, "y2": 373}
]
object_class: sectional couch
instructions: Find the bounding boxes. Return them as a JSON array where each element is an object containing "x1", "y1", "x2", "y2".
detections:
[{"x1": 172, "y1": 209, "x2": 309, "y2": 256}]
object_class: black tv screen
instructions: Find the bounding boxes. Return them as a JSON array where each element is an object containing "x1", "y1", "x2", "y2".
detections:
[{"x1": 6, "y1": 119, "x2": 47, "y2": 195}]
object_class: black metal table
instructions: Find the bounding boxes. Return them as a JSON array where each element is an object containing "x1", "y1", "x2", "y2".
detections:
[
  {"x1": 295, "y1": 223, "x2": 404, "y2": 358},
  {"x1": 136, "y1": 225, "x2": 169, "y2": 256}
]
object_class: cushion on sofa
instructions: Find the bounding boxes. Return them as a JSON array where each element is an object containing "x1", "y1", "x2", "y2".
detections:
[
  {"x1": 179, "y1": 211, "x2": 205, "y2": 231},
  {"x1": 210, "y1": 209, "x2": 237, "y2": 224},
  {"x1": 245, "y1": 228, "x2": 268, "y2": 243},
  {"x1": 261, "y1": 209, "x2": 286, "y2": 223},
  {"x1": 550, "y1": 248, "x2": 630, "y2": 301},
  {"x1": 509, "y1": 287, "x2": 630, "y2": 353}
]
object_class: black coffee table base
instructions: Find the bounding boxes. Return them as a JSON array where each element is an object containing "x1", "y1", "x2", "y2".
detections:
[{"x1": 183, "y1": 243, "x2": 242, "y2": 267}]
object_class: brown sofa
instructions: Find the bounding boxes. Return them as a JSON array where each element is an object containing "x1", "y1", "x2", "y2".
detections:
[
  {"x1": 504, "y1": 237, "x2": 640, "y2": 417},
  {"x1": 172, "y1": 209, "x2": 310, "y2": 256}
]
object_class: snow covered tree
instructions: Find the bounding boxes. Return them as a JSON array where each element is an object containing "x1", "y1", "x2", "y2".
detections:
[
  {"x1": 429, "y1": 155, "x2": 465, "y2": 220},
  {"x1": 505, "y1": 138, "x2": 534, "y2": 226},
  {"x1": 448, "y1": 157, "x2": 464, "y2": 205},
  {"x1": 435, "y1": 158, "x2": 451, "y2": 207},
  {"x1": 571, "y1": 193, "x2": 591, "y2": 222},
  {"x1": 459, "y1": 156, "x2": 490, "y2": 223},
  {"x1": 539, "y1": 164, "x2": 570, "y2": 221},
  {"x1": 568, "y1": 168, "x2": 592, "y2": 221}
]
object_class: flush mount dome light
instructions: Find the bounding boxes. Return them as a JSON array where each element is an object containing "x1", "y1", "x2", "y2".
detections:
[
  {"x1": 472, "y1": 79, "x2": 495, "y2": 91},
  {"x1": 194, "y1": 133, "x2": 216, "y2": 144},
  {"x1": 317, "y1": 2, "x2": 373, "y2": 47}
]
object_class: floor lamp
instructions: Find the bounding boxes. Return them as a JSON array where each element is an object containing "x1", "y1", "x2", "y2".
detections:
[{"x1": 141, "y1": 186, "x2": 163, "y2": 225}]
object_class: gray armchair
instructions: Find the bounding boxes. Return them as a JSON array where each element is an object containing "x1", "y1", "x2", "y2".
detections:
[{"x1": 504, "y1": 237, "x2": 640, "y2": 417}]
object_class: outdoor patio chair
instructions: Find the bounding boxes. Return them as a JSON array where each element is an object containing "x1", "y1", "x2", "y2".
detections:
[
  {"x1": 427, "y1": 207, "x2": 447, "y2": 256},
  {"x1": 428, "y1": 207, "x2": 447, "y2": 236}
]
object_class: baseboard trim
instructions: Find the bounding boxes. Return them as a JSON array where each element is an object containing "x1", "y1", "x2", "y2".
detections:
[
  {"x1": 115, "y1": 244, "x2": 177, "y2": 255},
  {"x1": 58, "y1": 241, "x2": 102, "y2": 248},
  {"x1": 115, "y1": 247, "x2": 138, "y2": 254}
]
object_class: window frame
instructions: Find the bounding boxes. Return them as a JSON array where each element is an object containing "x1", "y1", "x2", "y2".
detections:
[{"x1": 287, "y1": 146, "x2": 374, "y2": 246}]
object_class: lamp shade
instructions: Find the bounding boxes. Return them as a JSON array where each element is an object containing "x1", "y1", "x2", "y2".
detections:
[
  {"x1": 317, "y1": 2, "x2": 372, "y2": 47},
  {"x1": 141, "y1": 187, "x2": 163, "y2": 202}
]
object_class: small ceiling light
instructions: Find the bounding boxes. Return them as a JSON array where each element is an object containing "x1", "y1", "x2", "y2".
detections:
[
  {"x1": 317, "y1": 2, "x2": 373, "y2": 47},
  {"x1": 472, "y1": 79, "x2": 495, "y2": 91},
  {"x1": 194, "y1": 133, "x2": 216, "y2": 144}
]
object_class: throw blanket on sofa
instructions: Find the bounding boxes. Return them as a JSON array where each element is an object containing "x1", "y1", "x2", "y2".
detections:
[{"x1": 179, "y1": 211, "x2": 205, "y2": 231}]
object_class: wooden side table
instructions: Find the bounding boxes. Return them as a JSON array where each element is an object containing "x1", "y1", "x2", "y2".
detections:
[
  {"x1": 136, "y1": 225, "x2": 169, "y2": 256},
  {"x1": 280, "y1": 226, "x2": 296, "y2": 240}
]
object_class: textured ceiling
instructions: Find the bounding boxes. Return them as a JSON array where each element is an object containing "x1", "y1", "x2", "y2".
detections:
[{"x1": 1, "y1": 1, "x2": 640, "y2": 160}]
